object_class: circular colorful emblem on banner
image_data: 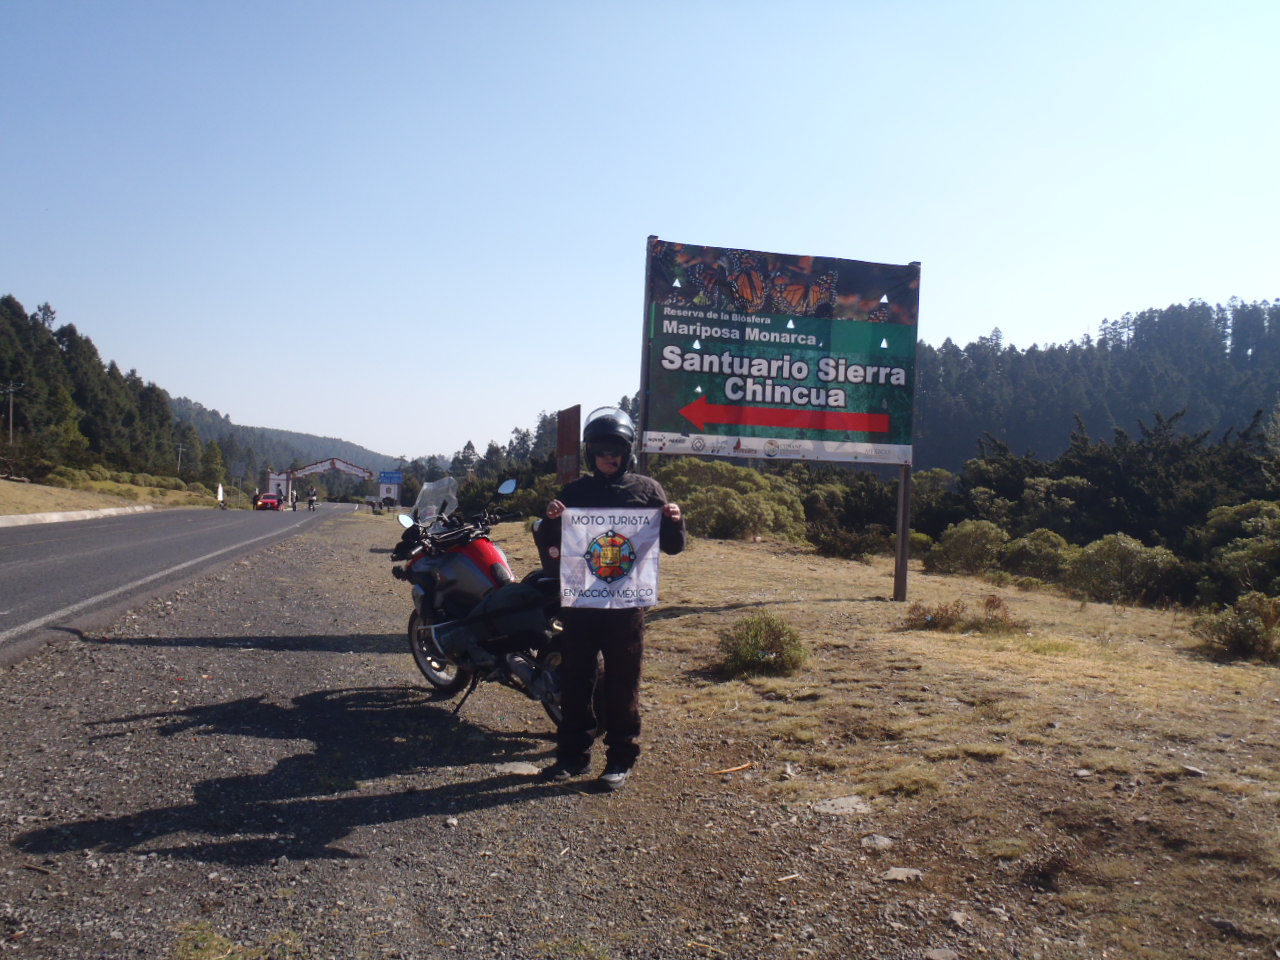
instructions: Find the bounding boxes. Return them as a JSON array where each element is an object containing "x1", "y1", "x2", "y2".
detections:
[{"x1": 584, "y1": 530, "x2": 637, "y2": 583}]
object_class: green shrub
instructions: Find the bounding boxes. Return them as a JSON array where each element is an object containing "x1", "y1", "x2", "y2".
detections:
[
  {"x1": 909, "y1": 531, "x2": 934, "y2": 555},
  {"x1": 1192, "y1": 592, "x2": 1280, "y2": 661},
  {"x1": 1196, "y1": 500, "x2": 1280, "y2": 551},
  {"x1": 49, "y1": 466, "x2": 91, "y2": 488},
  {"x1": 1063, "y1": 534, "x2": 1179, "y2": 604},
  {"x1": 718, "y1": 612, "x2": 808, "y2": 677},
  {"x1": 680, "y1": 487, "x2": 805, "y2": 541},
  {"x1": 1203, "y1": 507, "x2": 1280, "y2": 603},
  {"x1": 807, "y1": 522, "x2": 887, "y2": 560},
  {"x1": 652, "y1": 458, "x2": 806, "y2": 541},
  {"x1": 87, "y1": 464, "x2": 112, "y2": 482},
  {"x1": 922, "y1": 519, "x2": 1009, "y2": 574},
  {"x1": 802, "y1": 482, "x2": 850, "y2": 527},
  {"x1": 1001, "y1": 528, "x2": 1073, "y2": 581},
  {"x1": 185, "y1": 482, "x2": 209, "y2": 496}
]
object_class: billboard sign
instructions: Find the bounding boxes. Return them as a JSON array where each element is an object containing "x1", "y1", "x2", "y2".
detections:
[{"x1": 641, "y1": 237, "x2": 920, "y2": 465}]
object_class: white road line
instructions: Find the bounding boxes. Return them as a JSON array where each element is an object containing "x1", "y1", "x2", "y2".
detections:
[{"x1": 0, "y1": 516, "x2": 314, "y2": 645}]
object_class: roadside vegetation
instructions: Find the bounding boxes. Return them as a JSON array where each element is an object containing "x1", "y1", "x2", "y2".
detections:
[
  {"x1": 0, "y1": 471, "x2": 224, "y2": 514},
  {"x1": 4, "y1": 289, "x2": 1280, "y2": 658}
]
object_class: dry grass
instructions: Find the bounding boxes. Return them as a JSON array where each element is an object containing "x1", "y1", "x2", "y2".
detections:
[
  {"x1": 0, "y1": 477, "x2": 219, "y2": 514},
  {"x1": 498, "y1": 526, "x2": 1280, "y2": 958}
]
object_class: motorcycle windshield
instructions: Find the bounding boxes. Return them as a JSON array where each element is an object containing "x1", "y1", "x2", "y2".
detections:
[{"x1": 413, "y1": 476, "x2": 460, "y2": 526}]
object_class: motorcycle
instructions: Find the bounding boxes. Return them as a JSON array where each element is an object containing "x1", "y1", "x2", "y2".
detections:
[{"x1": 391, "y1": 476, "x2": 566, "y2": 725}]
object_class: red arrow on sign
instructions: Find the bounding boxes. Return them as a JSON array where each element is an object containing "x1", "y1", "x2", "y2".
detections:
[{"x1": 678, "y1": 395, "x2": 889, "y2": 434}]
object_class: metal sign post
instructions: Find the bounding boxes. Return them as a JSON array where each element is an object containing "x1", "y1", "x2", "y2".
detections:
[{"x1": 894, "y1": 464, "x2": 912, "y2": 602}]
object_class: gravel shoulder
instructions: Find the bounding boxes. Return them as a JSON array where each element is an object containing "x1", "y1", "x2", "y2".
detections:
[{"x1": 1, "y1": 511, "x2": 1276, "y2": 959}]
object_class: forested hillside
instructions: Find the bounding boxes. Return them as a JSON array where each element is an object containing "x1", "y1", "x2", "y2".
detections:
[
  {"x1": 0, "y1": 296, "x2": 395, "y2": 487},
  {"x1": 3, "y1": 293, "x2": 1277, "y2": 483},
  {"x1": 914, "y1": 298, "x2": 1280, "y2": 470},
  {"x1": 0, "y1": 298, "x2": 184, "y2": 477},
  {"x1": 169, "y1": 397, "x2": 399, "y2": 484}
]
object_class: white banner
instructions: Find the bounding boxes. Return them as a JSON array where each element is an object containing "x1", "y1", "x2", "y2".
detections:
[{"x1": 560, "y1": 507, "x2": 662, "y2": 609}]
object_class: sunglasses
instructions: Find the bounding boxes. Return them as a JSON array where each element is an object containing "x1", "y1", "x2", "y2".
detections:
[{"x1": 592, "y1": 445, "x2": 627, "y2": 458}]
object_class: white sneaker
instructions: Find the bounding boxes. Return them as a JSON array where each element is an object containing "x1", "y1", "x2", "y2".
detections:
[{"x1": 599, "y1": 763, "x2": 631, "y2": 791}]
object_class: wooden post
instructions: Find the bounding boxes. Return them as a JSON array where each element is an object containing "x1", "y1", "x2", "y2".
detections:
[{"x1": 556, "y1": 406, "x2": 582, "y2": 486}]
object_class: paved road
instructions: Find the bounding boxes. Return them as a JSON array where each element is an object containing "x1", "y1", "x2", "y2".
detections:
[{"x1": 0, "y1": 503, "x2": 352, "y2": 663}]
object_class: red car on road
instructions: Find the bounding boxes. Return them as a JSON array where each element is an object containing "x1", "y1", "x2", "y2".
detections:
[{"x1": 256, "y1": 493, "x2": 283, "y2": 511}]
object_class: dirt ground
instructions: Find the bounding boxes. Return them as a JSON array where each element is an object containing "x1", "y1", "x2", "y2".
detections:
[
  {"x1": 570, "y1": 530, "x2": 1280, "y2": 959},
  {"x1": 1, "y1": 498, "x2": 1278, "y2": 958}
]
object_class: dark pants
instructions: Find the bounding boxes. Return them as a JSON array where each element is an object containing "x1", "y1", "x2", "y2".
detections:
[{"x1": 555, "y1": 607, "x2": 644, "y2": 770}]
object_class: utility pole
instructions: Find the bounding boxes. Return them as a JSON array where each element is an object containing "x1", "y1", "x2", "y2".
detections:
[
  {"x1": 175, "y1": 442, "x2": 186, "y2": 477},
  {"x1": 2, "y1": 381, "x2": 21, "y2": 446}
]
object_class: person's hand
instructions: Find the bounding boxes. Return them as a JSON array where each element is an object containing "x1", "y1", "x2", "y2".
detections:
[
  {"x1": 546, "y1": 499, "x2": 566, "y2": 519},
  {"x1": 663, "y1": 502, "x2": 682, "y2": 522}
]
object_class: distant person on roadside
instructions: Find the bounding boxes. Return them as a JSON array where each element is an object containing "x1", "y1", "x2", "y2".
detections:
[{"x1": 535, "y1": 406, "x2": 685, "y2": 792}]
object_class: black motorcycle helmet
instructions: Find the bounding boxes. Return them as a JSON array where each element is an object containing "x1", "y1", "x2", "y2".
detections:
[{"x1": 583, "y1": 406, "x2": 636, "y2": 473}]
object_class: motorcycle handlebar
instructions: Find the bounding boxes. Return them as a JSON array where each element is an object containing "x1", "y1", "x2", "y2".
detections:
[{"x1": 394, "y1": 508, "x2": 523, "y2": 560}]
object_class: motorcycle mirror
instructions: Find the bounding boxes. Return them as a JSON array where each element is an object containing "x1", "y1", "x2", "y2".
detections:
[
  {"x1": 397, "y1": 514, "x2": 413, "y2": 529},
  {"x1": 497, "y1": 478, "x2": 517, "y2": 496}
]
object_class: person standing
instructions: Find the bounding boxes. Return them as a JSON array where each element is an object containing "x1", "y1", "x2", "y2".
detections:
[{"x1": 537, "y1": 407, "x2": 685, "y2": 791}]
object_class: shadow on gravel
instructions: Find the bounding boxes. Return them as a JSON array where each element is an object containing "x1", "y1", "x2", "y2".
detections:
[
  {"x1": 80, "y1": 631, "x2": 405, "y2": 655},
  {"x1": 14, "y1": 685, "x2": 563, "y2": 865}
]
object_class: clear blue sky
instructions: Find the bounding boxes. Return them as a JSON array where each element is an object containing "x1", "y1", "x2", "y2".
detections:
[{"x1": 3, "y1": 0, "x2": 1275, "y2": 462}]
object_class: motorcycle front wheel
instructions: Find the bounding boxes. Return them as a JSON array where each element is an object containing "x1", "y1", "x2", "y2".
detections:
[{"x1": 408, "y1": 610, "x2": 472, "y2": 694}]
